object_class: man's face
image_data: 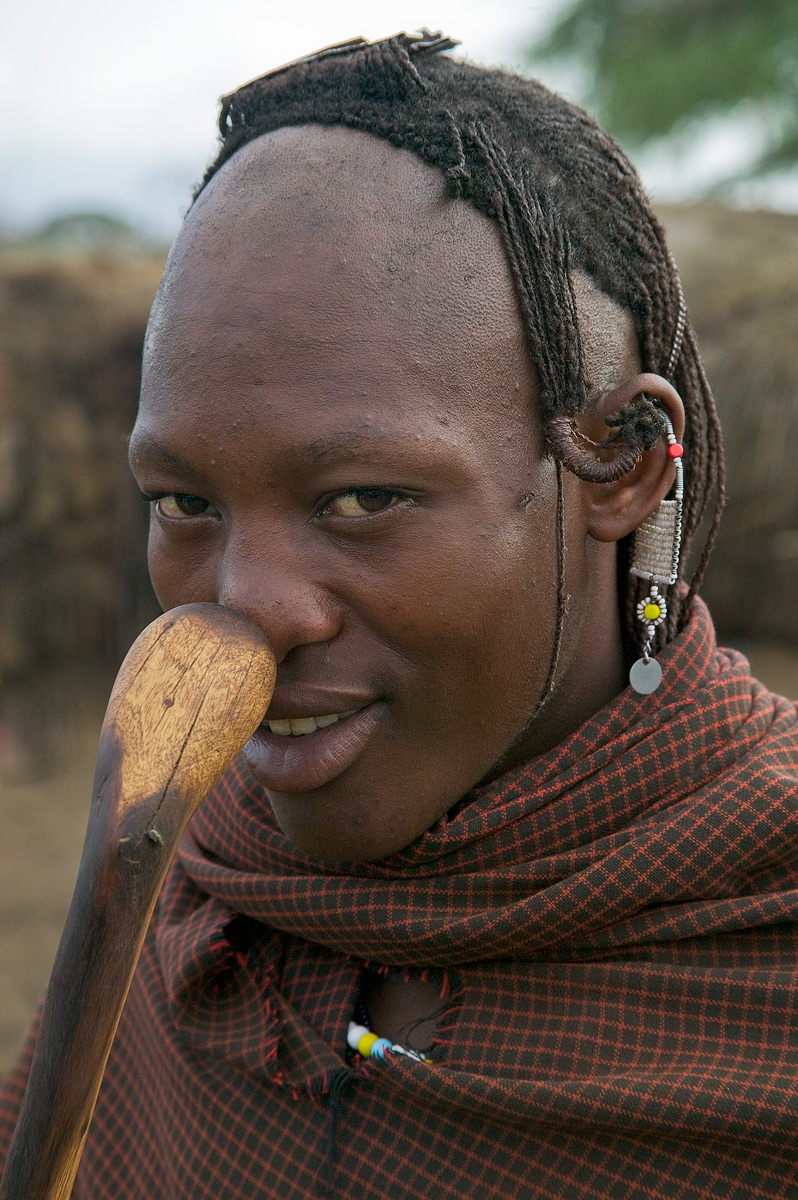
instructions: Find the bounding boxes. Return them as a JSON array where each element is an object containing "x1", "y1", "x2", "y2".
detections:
[{"x1": 130, "y1": 125, "x2": 597, "y2": 863}]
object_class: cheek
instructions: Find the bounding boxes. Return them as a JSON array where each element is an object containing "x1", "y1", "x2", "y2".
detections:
[
  {"x1": 147, "y1": 528, "x2": 219, "y2": 610},
  {"x1": 378, "y1": 525, "x2": 557, "y2": 739},
  {"x1": 359, "y1": 557, "x2": 556, "y2": 823},
  {"x1": 457, "y1": 558, "x2": 555, "y2": 725}
]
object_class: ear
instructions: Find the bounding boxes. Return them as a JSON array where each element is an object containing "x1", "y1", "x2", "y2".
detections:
[{"x1": 579, "y1": 373, "x2": 685, "y2": 544}]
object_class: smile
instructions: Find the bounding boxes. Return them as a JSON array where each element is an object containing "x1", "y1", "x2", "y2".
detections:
[
  {"x1": 267, "y1": 709, "x2": 362, "y2": 736},
  {"x1": 244, "y1": 701, "x2": 386, "y2": 793}
]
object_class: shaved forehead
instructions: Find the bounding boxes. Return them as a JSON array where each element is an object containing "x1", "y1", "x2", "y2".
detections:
[
  {"x1": 149, "y1": 123, "x2": 639, "y2": 413},
  {"x1": 157, "y1": 124, "x2": 523, "y2": 349},
  {"x1": 145, "y1": 124, "x2": 536, "y2": 430}
]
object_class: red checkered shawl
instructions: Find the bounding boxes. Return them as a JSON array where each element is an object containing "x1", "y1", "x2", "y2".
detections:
[{"x1": 3, "y1": 599, "x2": 798, "y2": 1198}]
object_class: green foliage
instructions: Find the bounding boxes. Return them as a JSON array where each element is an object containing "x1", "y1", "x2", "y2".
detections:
[{"x1": 529, "y1": 0, "x2": 798, "y2": 173}]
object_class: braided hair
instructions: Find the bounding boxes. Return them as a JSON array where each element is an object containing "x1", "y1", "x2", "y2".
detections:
[{"x1": 195, "y1": 31, "x2": 724, "y2": 680}]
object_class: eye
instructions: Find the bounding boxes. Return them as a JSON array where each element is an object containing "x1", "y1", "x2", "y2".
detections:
[
  {"x1": 321, "y1": 488, "x2": 405, "y2": 519},
  {"x1": 142, "y1": 492, "x2": 220, "y2": 520}
]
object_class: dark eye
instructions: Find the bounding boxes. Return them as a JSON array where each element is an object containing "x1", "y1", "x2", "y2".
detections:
[
  {"x1": 325, "y1": 489, "x2": 401, "y2": 518},
  {"x1": 155, "y1": 493, "x2": 219, "y2": 519}
]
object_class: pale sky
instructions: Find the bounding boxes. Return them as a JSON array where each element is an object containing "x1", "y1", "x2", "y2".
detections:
[
  {"x1": 3, "y1": 0, "x2": 796, "y2": 240},
  {"x1": 1, "y1": 0, "x2": 567, "y2": 238}
]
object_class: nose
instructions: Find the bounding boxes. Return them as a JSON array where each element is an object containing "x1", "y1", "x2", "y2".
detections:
[{"x1": 216, "y1": 539, "x2": 342, "y2": 664}]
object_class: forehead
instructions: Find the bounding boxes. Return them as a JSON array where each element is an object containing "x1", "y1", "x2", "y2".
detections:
[
  {"x1": 140, "y1": 125, "x2": 537, "y2": 429},
  {"x1": 177, "y1": 122, "x2": 511, "y2": 299}
]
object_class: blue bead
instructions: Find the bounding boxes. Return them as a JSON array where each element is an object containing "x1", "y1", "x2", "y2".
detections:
[{"x1": 371, "y1": 1038, "x2": 392, "y2": 1060}]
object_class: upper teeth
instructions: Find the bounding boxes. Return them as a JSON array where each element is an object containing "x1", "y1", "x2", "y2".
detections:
[{"x1": 267, "y1": 709, "x2": 360, "y2": 736}]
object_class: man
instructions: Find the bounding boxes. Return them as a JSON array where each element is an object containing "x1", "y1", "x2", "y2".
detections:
[{"x1": 2, "y1": 33, "x2": 796, "y2": 1199}]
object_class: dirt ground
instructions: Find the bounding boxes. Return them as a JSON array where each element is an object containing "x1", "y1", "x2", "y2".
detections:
[
  {"x1": 0, "y1": 665, "x2": 113, "y2": 1075},
  {"x1": 2, "y1": 645, "x2": 797, "y2": 1078}
]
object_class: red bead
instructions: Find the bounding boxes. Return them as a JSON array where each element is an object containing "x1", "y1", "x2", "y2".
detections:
[{"x1": 668, "y1": 443, "x2": 684, "y2": 458}]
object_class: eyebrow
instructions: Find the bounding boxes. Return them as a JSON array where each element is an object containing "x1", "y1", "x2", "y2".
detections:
[
  {"x1": 128, "y1": 434, "x2": 198, "y2": 476},
  {"x1": 130, "y1": 424, "x2": 398, "y2": 478},
  {"x1": 300, "y1": 428, "x2": 382, "y2": 467}
]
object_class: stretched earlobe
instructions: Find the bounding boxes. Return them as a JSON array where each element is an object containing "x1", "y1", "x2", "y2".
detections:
[
  {"x1": 579, "y1": 374, "x2": 685, "y2": 545},
  {"x1": 547, "y1": 373, "x2": 684, "y2": 490},
  {"x1": 588, "y1": 372, "x2": 685, "y2": 450}
]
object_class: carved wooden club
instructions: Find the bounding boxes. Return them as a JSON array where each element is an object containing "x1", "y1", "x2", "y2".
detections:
[{"x1": 0, "y1": 604, "x2": 276, "y2": 1200}]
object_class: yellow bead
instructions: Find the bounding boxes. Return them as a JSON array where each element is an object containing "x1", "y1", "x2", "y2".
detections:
[
  {"x1": 357, "y1": 1032, "x2": 378, "y2": 1057},
  {"x1": 643, "y1": 603, "x2": 661, "y2": 620}
]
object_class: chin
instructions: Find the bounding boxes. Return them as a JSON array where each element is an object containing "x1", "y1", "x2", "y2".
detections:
[{"x1": 262, "y1": 780, "x2": 435, "y2": 865}]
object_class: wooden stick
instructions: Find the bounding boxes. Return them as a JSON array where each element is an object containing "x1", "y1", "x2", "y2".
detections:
[{"x1": 0, "y1": 604, "x2": 276, "y2": 1200}]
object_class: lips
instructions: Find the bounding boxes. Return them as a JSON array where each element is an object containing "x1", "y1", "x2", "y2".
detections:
[{"x1": 243, "y1": 700, "x2": 387, "y2": 793}]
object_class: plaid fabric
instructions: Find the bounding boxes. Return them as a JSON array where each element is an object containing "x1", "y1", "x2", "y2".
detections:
[{"x1": 3, "y1": 598, "x2": 798, "y2": 1198}]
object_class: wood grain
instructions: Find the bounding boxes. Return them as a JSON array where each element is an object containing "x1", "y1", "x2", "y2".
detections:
[{"x1": 0, "y1": 604, "x2": 276, "y2": 1200}]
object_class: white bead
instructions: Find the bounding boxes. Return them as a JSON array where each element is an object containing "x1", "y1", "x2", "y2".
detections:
[{"x1": 347, "y1": 1022, "x2": 370, "y2": 1050}]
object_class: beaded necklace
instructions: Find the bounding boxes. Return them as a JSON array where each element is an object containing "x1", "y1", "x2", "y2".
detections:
[{"x1": 347, "y1": 996, "x2": 431, "y2": 1064}]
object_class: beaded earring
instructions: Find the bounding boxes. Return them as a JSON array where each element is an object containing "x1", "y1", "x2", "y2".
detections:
[{"x1": 628, "y1": 283, "x2": 686, "y2": 696}]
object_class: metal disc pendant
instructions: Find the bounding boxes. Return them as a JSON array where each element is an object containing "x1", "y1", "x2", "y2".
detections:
[{"x1": 629, "y1": 657, "x2": 662, "y2": 694}]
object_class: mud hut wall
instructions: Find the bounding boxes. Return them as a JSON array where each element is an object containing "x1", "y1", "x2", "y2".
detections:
[
  {"x1": 662, "y1": 205, "x2": 798, "y2": 646},
  {"x1": 0, "y1": 252, "x2": 162, "y2": 683}
]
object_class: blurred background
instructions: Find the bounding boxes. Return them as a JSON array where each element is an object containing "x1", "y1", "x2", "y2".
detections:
[{"x1": 2, "y1": 0, "x2": 797, "y2": 1072}]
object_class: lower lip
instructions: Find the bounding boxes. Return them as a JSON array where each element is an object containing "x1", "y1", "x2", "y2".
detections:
[{"x1": 243, "y1": 702, "x2": 386, "y2": 793}]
